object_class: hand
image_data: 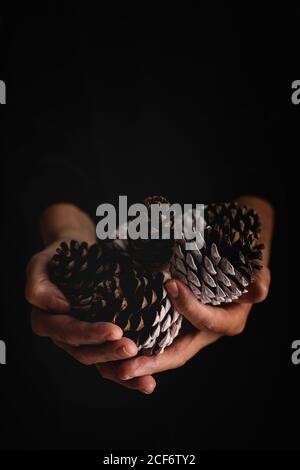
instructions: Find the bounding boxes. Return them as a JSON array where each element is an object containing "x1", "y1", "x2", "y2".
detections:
[
  {"x1": 26, "y1": 241, "x2": 138, "y2": 365},
  {"x1": 96, "y1": 265, "x2": 271, "y2": 394},
  {"x1": 96, "y1": 196, "x2": 274, "y2": 394}
]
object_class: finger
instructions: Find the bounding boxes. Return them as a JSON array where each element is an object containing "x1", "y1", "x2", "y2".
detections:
[
  {"x1": 53, "y1": 337, "x2": 138, "y2": 365},
  {"x1": 31, "y1": 307, "x2": 123, "y2": 346},
  {"x1": 117, "y1": 329, "x2": 219, "y2": 379},
  {"x1": 236, "y1": 266, "x2": 271, "y2": 304},
  {"x1": 26, "y1": 253, "x2": 69, "y2": 312},
  {"x1": 97, "y1": 363, "x2": 156, "y2": 394},
  {"x1": 166, "y1": 280, "x2": 252, "y2": 335}
]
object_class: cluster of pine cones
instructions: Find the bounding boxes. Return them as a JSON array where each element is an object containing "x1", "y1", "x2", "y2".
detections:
[{"x1": 49, "y1": 197, "x2": 264, "y2": 355}]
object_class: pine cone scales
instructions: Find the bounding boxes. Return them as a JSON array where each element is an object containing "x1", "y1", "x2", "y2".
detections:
[
  {"x1": 170, "y1": 204, "x2": 264, "y2": 305},
  {"x1": 49, "y1": 240, "x2": 182, "y2": 355},
  {"x1": 49, "y1": 241, "x2": 120, "y2": 298},
  {"x1": 205, "y1": 202, "x2": 261, "y2": 239}
]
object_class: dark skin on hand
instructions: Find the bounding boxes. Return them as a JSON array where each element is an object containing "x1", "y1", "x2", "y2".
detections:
[{"x1": 26, "y1": 197, "x2": 274, "y2": 394}]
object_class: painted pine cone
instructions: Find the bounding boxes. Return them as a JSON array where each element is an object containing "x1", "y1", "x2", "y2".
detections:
[
  {"x1": 49, "y1": 240, "x2": 182, "y2": 355},
  {"x1": 170, "y1": 203, "x2": 264, "y2": 305}
]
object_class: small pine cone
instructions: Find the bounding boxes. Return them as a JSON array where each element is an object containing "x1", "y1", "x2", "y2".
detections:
[
  {"x1": 49, "y1": 240, "x2": 182, "y2": 355},
  {"x1": 128, "y1": 195, "x2": 175, "y2": 270},
  {"x1": 170, "y1": 203, "x2": 264, "y2": 305},
  {"x1": 48, "y1": 240, "x2": 120, "y2": 296}
]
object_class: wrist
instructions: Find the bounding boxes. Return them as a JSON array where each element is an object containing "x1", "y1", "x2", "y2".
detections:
[{"x1": 40, "y1": 203, "x2": 97, "y2": 246}]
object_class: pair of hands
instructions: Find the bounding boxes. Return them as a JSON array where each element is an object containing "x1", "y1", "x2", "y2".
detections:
[{"x1": 26, "y1": 239, "x2": 271, "y2": 394}]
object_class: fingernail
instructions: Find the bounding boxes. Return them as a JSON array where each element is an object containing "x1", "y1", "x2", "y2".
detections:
[
  {"x1": 118, "y1": 345, "x2": 136, "y2": 358},
  {"x1": 57, "y1": 298, "x2": 69, "y2": 307},
  {"x1": 53, "y1": 287, "x2": 69, "y2": 302},
  {"x1": 125, "y1": 342, "x2": 138, "y2": 356},
  {"x1": 48, "y1": 297, "x2": 69, "y2": 311},
  {"x1": 166, "y1": 280, "x2": 179, "y2": 298},
  {"x1": 56, "y1": 292, "x2": 68, "y2": 302},
  {"x1": 141, "y1": 387, "x2": 155, "y2": 395},
  {"x1": 121, "y1": 374, "x2": 133, "y2": 380},
  {"x1": 108, "y1": 329, "x2": 123, "y2": 341}
]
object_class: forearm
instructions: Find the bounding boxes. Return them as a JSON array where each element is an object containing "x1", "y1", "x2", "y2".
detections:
[
  {"x1": 40, "y1": 203, "x2": 96, "y2": 246},
  {"x1": 235, "y1": 195, "x2": 274, "y2": 266}
]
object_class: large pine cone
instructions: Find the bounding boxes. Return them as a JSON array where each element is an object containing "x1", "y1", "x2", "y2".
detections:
[
  {"x1": 170, "y1": 203, "x2": 264, "y2": 305},
  {"x1": 49, "y1": 240, "x2": 182, "y2": 355}
]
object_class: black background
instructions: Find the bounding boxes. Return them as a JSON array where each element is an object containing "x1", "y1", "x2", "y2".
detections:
[{"x1": 1, "y1": 9, "x2": 299, "y2": 451}]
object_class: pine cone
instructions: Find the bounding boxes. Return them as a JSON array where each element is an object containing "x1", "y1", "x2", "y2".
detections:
[
  {"x1": 128, "y1": 195, "x2": 174, "y2": 269},
  {"x1": 205, "y1": 202, "x2": 261, "y2": 239},
  {"x1": 170, "y1": 203, "x2": 264, "y2": 305},
  {"x1": 49, "y1": 240, "x2": 182, "y2": 355}
]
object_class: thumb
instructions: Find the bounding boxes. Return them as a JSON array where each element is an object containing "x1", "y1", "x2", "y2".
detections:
[
  {"x1": 165, "y1": 279, "x2": 214, "y2": 330},
  {"x1": 26, "y1": 253, "x2": 70, "y2": 313}
]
